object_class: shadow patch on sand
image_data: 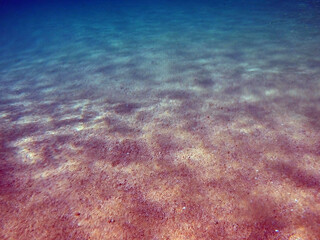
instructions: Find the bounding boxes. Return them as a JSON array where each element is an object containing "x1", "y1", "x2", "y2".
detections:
[
  {"x1": 157, "y1": 90, "x2": 194, "y2": 100},
  {"x1": 194, "y1": 77, "x2": 215, "y2": 88},
  {"x1": 113, "y1": 102, "x2": 141, "y2": 115},
  {"x1": 268, "y1": 161, "x2": 320, "y2": 191},
  {"x1": 78, "y1": 138, "x2": 151, "y2": 167}
]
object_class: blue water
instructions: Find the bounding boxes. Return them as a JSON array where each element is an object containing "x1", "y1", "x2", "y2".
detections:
[
  {"x1": 1, "y1": 0, "x2": 320, "y2": 239},
  {"x1": 1, "y1": 0, "x2": 319, "y2": 100}
]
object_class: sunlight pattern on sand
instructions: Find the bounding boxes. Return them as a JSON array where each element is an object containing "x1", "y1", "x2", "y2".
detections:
[{"x1": 1, "y1": 1, "x2": 320, "y2": 239}]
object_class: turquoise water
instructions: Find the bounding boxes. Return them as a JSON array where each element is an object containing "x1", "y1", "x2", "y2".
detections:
[{"x1": 1, "y1": 1, "x2": 320, "y2": 239}]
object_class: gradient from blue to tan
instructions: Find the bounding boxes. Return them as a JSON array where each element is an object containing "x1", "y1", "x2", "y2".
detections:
[{"x1": 1, "y1": 0, "x2": 320, "y2": 239}]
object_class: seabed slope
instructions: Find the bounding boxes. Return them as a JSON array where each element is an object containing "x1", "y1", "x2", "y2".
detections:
[{"x1": 0, "y1": 1, "x2": 320, "y2": 239}]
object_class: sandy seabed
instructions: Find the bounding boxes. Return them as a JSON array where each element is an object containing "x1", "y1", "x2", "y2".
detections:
[{"x1": 1, "y1": 2, "x2": 320, "y2": 239}]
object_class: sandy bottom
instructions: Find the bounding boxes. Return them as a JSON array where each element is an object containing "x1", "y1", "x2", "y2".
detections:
[
  {"x1": 1, "y1": 73, "x2": 320, "y2": 239},
  {"x1": 1, "y1": 2, "x2": 320, "y2": 240}
]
